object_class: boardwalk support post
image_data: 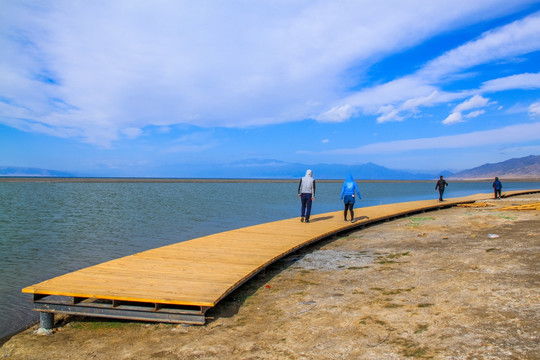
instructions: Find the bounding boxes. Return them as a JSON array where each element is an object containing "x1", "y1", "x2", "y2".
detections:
[{"x1": 38, "y1": 312, "x2": 54, "y2": 334}]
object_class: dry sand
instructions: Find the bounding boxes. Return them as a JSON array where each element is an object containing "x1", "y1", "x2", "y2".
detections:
[{"x1": 1, "y1": 194, "x2": 539, "y2": 359}]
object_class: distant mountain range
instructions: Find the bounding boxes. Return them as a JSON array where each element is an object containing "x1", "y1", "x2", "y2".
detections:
[
  {"x1": 447, "y1": 155, "x2": 540, "y2": 180},
  {"x1": 1, "y1": 155, "x2": 539, "y2": 180},
  {"x1": 0, "y1": 166, "x2": 74, "y2": 177},
  {"x1": 187, "y1": 160, "x2": 439, "y2": 180}
]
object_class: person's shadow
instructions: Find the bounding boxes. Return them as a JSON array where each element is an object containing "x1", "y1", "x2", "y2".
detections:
[
  {"x1": 309, "y1": 216, "x2": 334, "y2": 222},
  {"x1": 351, "y1": 215, "x2": 369, "y2": 223}
]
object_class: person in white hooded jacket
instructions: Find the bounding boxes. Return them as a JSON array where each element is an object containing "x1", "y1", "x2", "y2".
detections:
[{"x1": 298, "y1": 169, "x2": 316, "y2": 223}]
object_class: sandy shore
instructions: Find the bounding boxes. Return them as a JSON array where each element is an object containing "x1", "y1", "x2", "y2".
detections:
[{"x1": 1, "y1": 194, "x2": 539, "y2": 359}]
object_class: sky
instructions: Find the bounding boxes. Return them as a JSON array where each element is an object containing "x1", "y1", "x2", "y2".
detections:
[{"x1": 1, "y1": 0, "x2": 540, "y2": 177}]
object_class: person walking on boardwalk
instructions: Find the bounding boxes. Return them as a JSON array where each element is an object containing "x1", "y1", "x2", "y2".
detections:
[
  {"x1": 298, "y1": 169, "x2": 316, "y2": 223},
  {"x1": 492, "y1": 177, "x2": 502, "y2": 199},
  {"x1": 340, "y1": 174, "x2": 361, "y2": 222},
  {"x1": 435, "y1": 175, "x2": 448, "y2": 202}
]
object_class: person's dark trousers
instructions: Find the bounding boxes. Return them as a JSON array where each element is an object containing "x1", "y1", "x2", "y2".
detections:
[
  {"x1": 438, "y1": 190, "x2": 444, "y2": 201},
  {"x1": 301, "y1": 193, "x2": 313, "y2": 220}
]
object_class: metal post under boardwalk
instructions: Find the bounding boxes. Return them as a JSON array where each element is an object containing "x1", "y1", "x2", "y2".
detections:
[{"x1": 39, "y1": 312, "x2": 54, "y2": 332}]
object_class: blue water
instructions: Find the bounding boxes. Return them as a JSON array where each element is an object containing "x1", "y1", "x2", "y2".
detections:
[{"x1": 1, "y1": 180, "x2": 538, "y2": 340}]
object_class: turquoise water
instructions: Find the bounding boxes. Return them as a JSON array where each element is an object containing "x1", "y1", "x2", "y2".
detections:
[{"x1": 1, "y1": 180, "x2": 538, "y2": 340}]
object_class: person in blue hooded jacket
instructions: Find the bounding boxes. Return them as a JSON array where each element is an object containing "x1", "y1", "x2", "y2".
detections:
[
  {"x1": 492, "y1": 177, "x2": 502, "y2": 199},
  {"x1": 340, "y1": 174, "x2": 361, "y2": 222}
]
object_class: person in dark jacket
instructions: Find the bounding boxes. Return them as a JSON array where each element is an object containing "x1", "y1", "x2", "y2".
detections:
[
  {"x1": 340, "y1": 174, "x2": 361, "y2": 222},
  {"x1": 435, "y1": 175, "x2": 448, "y2": 201},
  {"x1": 298, "y1": 169, "x2": 316, "y2": 223},
  {"x1": 492, "y1": 177, "x2": 502, "y2": 199}
]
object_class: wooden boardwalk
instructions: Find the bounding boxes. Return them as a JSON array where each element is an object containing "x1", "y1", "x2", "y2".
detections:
[{"x1": 22, "y1": 190, "x2": 539, "y2": 326}]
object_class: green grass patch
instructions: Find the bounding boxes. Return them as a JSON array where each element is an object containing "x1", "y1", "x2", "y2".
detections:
[
  {"x1": 383, "y1": 303, "x2": 403, "y2": 308},
  {"x1": 495, "y1": 212, "x2": 517, "y2": 220},
  {"x1": 386, "y1": 252, "x2": 411, "y2": 259},
  {"x1": 377, "y1": 259, "x2": 397, "y2": 264},
  {"x1": 415, "y1": 324, "x2": 429, "y2": 334},
  {"x1": 70, "y1": 320, "x2": 135, "y2": 330},
  {"x1": 486, "y1": 248, "x2": 499, "y2": 253},
  {"x1": 393, "y1": 337, "x2": 432, "y2": 358},
  {"x1": 411, "y1": 217, "x2": 436, "y2": 221},
  {"x1": 294, "y1": 279, "x2": 320, "y2": 286},
  {"x1": 417, "y1": 303, "x2": 435, "y2": 308},
  {"x1": 407, "y1": 217, "x2": 436, "y2": 227},
  {"x1": 382, "y1": 287, "x2": 416, "y2": 295},
  {"x1": 375, "y1": 252, "x2": 411, "y2": 265}
]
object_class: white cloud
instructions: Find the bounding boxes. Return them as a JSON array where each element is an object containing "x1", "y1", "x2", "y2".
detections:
[
  {"x1": 443, "y1": 112, "x2": 463, "y2": 125},
  {"x1": 401, "y1": 90, "x2": 440, "y2": 111},
  {"x1": 122, "y1": 127, "x2": 143, "y2": 139},
  {"x1": 530, "y1": 102, "x2": 540, "y2": 116},
  {"x1": 162, "y1": 131, "x2": 219, "y2": 153},
  {"x1": 341, "y1": 77, "x2": 440, "y2": 115},
  {"x1": 320, "y1": 122, "x2": 540, "y2": 154},
  {"x1": 318, "y1": 10, "x2": 540, "y2": 124},
  {"x1": 443, "y1": 95, "x2": 490, "y2": 125},
  {"x1": 465, "y1": 110, "x2": 485, "y2": 118},
  {"x1": 454, "y1": 95, "x2": 489, "y2": 112},
  {"x1": 376, "y1": 105, "x2": 403, "y2": 123},
  {"x1": 316, "y1": 105, "x2": 354, "y2": 123},
  {"x1": 481, "y1": 72, "x2": 540, "y2": 92},
  {"x1": 418, "y1": 11, "x2": 540, "y2": 81},
  {"x1": 1, "y1": 1, "x2": 539, "y2": 147},
  {"x1": 322, "y1": 139, "x2": 329, "y2": 144}
]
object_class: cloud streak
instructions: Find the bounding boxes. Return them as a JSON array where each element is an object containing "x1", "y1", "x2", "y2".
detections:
[
  {"x1": 314, "y1": 122, "x2": 540, "y2": 154},
  {"x1": 530, "y1": 102, "x2": 540, "y2": 116},
  {"x1": 480, "y1": 72, "x2": 540, "y2": 92}
]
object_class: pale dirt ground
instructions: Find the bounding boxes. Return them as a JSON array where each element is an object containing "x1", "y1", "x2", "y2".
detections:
[{"x1": 1, "y1": 194, "x2": 539, "y2": 359}]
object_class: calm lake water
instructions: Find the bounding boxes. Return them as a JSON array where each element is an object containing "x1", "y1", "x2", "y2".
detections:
[{"x1": 1, "y1": 179, "x2": 538, "y2": 340}]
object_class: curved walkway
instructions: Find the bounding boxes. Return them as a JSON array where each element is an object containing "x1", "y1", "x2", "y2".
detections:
[{"x1": 22, "y1": 190, "x2": 539, "y2": 327}]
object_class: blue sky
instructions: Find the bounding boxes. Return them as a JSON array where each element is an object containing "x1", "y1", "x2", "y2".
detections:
[{"x1": 1, "y1": 0, "x2": 540, "y2": 177}]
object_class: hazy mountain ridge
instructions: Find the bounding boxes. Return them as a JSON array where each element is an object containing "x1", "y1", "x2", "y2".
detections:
[
  {"x1": 448, "y1": 155, "x2": 540, "y2": 179},
  {"x1": 0, "y1": 166, "x2": 74, "y2": 177},
  {"x1": 2, "y1": 155, "x2": 538, "y2": 179},
  {"x1": 222, "y1": 160, "x2": 436, "y2": 180}
]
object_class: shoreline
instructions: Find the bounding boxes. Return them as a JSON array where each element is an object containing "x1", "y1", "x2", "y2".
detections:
[
  {"x1": 0, "y1": 323, "x2": 35, "y2": 348},
  {"x1": 1, "y1": 176, "x2": 540, "y2": 183},
  {"x1": 2, "y1": 193, "x2": 538, "y2": 359}
]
